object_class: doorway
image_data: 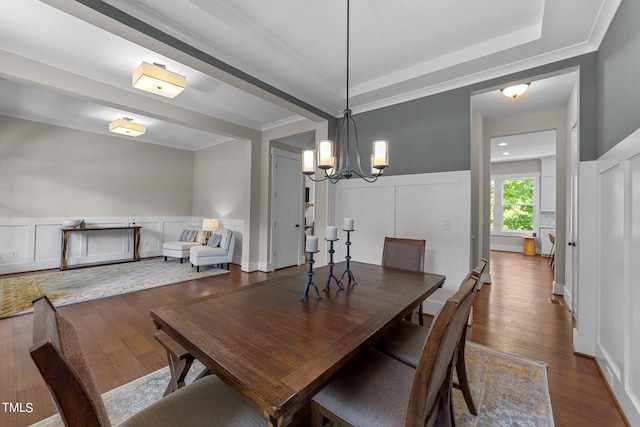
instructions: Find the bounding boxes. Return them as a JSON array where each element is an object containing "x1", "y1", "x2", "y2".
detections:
[{"x1": 471, "y1": 69, "x2": 579, "y2": 317}]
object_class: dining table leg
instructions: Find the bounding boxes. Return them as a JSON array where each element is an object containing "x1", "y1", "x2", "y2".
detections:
[{"x1": 268, "y1": 415, "x2": 283, "y2": 427}]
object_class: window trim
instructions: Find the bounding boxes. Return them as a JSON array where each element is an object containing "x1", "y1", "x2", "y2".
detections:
[{"x1": 490, "y1": 173, "x2": 540, "y2": 237}]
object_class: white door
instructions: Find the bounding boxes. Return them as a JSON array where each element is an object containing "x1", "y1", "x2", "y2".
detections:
[
  {"x1": 566, "y1": 125, "x2": 578, "y2": 315},
  {"x1": 272, "y1": 149, "x2": 303, "y2": 270}
]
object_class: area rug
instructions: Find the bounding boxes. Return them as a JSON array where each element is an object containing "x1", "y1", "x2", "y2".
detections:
[
  {"x1": 31, "y1": 342, "x2": 554, "y2": 427},
  {"x1": 0, "y1": 258, "x2": 228, "y2": 318}
]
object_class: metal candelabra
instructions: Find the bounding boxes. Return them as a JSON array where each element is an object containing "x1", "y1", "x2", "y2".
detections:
[
  {"x1": 340, "y1": 230, "x2": 357, "y2": 285},
  {"x1": 301, "y1": 250, "x2": 323, "y2": 300},
  {"x1": 324, "y1": 238, "x2": 343, "y2": 291}
]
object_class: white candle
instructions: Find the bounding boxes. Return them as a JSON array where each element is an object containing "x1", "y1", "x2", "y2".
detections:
[
  {"x1": 306, "y1": 236, "x2": 318, "y2": 252},
  {"x1": 326, "y1": 226, "x2": 338, "y2": 241},
  {"x1": 343, "y1": 218, "x2": 354, "y2": 231}
]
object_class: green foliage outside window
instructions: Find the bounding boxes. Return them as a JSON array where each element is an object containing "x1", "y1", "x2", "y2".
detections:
[{"x1": 502, "y1": 179, "x2": 534, "y2": 230}]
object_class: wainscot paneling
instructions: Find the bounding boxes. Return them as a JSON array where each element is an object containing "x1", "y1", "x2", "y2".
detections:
[
  {"x1": 591, "y1": 127, "x2": 640, "y2": 425},
  {"x1": 0, "y1": 216, "x2": 243, "y2": 275},
  {"x1": 335, "y1": 170, "x2": 471, "y2": 314}
]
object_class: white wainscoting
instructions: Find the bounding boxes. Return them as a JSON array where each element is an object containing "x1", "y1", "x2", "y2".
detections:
[
  {"x1": 0, "y1": 216, "x2": 244, "y2": 274},
  {"x1": 335, "y1": 170, "x2": 472, "y2": 314},
  {"x1": 589, "y1": 127, "x2": 640, "y2": 425}
]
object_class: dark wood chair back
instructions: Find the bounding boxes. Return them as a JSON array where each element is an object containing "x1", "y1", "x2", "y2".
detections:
[
  {"x1": 382, "y1": 237, "x2": 426, "y2": 272},
  {"x1": 405, "y1": 276, "x2": 478, "y2": 427},
  {"x1": 30, "y1": 295, "x2": 111, "y2": 427},
  {"x1": 470, "y1": 259, "x2": 488, "y2": 281}
]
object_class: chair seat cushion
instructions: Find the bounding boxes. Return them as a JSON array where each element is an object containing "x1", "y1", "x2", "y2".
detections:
[
  {"x1": 375, "y1": 320, "x2": 428, "y2": 368},
  {"x1": 119, "y1": 374, "x2": 264, "y2": 427},
  {"x1": 190, "y1": 245, "x2": 227, "y2": 258},
  {"x1": 163, "y1": 241, "x2": 201, "y2": 251},
  {"x1": 312, "y1": 349, "x2": 415, "y2": 427}
]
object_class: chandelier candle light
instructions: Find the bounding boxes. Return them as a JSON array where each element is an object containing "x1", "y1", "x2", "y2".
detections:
[{"x1": 301, "y1": 0, "x2": 389, "y2": 183}]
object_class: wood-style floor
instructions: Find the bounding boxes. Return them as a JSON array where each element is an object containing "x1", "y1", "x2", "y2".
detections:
[{"x1": 0, "y1": 252, "x2": 628, "y2": 426}]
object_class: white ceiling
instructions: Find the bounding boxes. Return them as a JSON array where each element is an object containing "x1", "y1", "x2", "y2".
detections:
[
  {"x1": 0, "y1": 0, "x2": 620, "y2": 151},
  {"x1": 490, "y1": 130, "x2": 557, "y2": 163}
]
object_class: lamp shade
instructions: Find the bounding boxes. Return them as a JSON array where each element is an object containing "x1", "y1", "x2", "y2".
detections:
[
  {"x1": 372, "y1": 140, "x2": 389, "y2": 169},
  {"x1": 302, "y1": 149, "x2": 315, "y2": 174},
  {"x1": 132, "y1": 62, "x2": 186, "y2": 98},
  {"x1": 108, "y1": 118, "x2": 145, "y2": 137},
  {"x1": 317, "y1": 140, "x2": 335, "y2": 170},
  {"x1": 202, "y1": 218, "x2": 219, "y2": 231}
]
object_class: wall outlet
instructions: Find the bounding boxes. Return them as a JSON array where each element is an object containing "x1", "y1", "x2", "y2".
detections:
[
  {"x1": 10, "y1": 250, "x2": 18, "y2": 258},
  {"x1": 442, "y1": 219, "x2": 451, "y2": 231}
]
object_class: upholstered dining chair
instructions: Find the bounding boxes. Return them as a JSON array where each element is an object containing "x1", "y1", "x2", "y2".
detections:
[
  {"x1": 29, "y1": 295, "x2": 265, "y2": 427},
  {"x1": 375, "y1": 259, "x2": 488, "y2": 416},
  {"x1": 311, "y1": 276, "x2": 478, "y2": 427},
  {"x1": 382, "y1": 237, "x2": 427, "y2": 325}
]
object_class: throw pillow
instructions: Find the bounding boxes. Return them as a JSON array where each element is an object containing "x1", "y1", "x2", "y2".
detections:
[
  {"x1": 208, "y1": 233, "x2": 222, "y2": 248},
  {"x1": 195, "y1": 230, "x2": 212, "y2": 244},
  {"x1": 179, "y1": 229, "x2": 198, "y2": 242}
]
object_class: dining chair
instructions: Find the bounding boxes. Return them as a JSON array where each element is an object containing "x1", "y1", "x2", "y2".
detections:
[
  {"x1": 311, "y1": 276, "x2": 478, "y2": 427},
  {"x1": 548, "y1": 233, "x2": 555, "y2": 269},
  {"x1": 29, "y1": 295, "x2": 265, "y2": 427},
  {"x1": 375, "y1": 259, "x2": 488, "y2": 416},
  {"x1": 382, "y1": 237, "x2": 427, "y2": 325}
]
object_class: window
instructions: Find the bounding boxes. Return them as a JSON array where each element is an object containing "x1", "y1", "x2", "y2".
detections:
[{"x1": 490, "y1": 175, "x2": 538, "y2": 234}]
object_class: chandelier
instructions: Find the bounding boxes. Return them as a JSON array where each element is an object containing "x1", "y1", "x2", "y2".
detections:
[{"x1": 302, "y1": 0, "x2": 389, "y2": 183}]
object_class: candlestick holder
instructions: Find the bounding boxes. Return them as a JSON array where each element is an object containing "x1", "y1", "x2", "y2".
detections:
[
  {"x1": 340, "y1": 230, "x2": 357, "y2": 285},
  {"x1": 301, "y1": 250, "x2": 323, "y2": 300},
  {"x1": 324, "y1": 238, "x2": 343, "y2": 291}
]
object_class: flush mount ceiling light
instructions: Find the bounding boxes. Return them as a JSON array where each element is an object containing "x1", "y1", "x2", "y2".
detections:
[
  {"x1": 301, "y1": 0, "x2": 389, "y2": 183},
  {"x1": 132, "y1": 62, "x2": 186, "y2": 98},
  {"x1": 108, "y1": 117, "x2": 146, "y2": 137},
  {"x1": 500, "y1": 83, "x2": 530, "y2": 99}
]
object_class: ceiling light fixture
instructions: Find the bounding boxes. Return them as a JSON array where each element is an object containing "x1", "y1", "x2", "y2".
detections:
[
  {"x1": 500, "y1": 83, "x2": 530, "y2": 99},
  {"x1": 132, "y1": 62, "x2": 186, "y2": 98},
  {"x1": 302, "y1": 0, "x2": 389, "y2": 183},
  {"x1": 108, "y1": 117, "x2": 146, "y2": 137},
  {"x1": 498, "y1": 142, "x2": 508, "y2": 147}
]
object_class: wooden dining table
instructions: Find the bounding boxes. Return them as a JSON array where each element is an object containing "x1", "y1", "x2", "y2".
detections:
[{"x1": 150, "y1": 261, "x2": 445, "y2": 426}]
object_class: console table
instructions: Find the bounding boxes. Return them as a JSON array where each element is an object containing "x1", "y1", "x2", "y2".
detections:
[{"x1": 60, "y1": 225, "x2": 142, "y2": 270}]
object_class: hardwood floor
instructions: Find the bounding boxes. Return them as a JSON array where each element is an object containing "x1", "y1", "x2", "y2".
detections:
[
  {"x1": 0, "y1": 252, "x2": 628, "y2": 426},
  {"x1": 467, "y1": 251, "x2": 628, "y2": 426}
]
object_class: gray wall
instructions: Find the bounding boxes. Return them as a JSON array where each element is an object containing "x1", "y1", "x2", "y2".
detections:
[
  {"x1": 349, "y1": 55, "x2": 598, "y2": 176},
  {"x1": 0, "y1": 115, "x2": 194, "y2": 217},
  {"x1": 192, "y1": 139, "x2": 251, "y2": 220},
  {"x1": 354, "y1": 88, "x2": 472, "y2": 174},
  {"x1": 597, "y1": 0, "x2": 640, "y2": 157}
]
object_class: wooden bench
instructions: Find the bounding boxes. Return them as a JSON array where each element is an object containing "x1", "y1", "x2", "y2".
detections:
[{"x1": 154, "y1": 331, "x2": 210, "y2": 396}]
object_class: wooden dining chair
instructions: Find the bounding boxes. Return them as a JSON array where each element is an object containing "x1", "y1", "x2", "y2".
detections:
[
  {"x1": 29, "y1": 295, "x2": 265, "y2": 427},
  {"x1": 375, "y1": 259, "x2": 488, "y2": 416},
  {"x1": 382, "y1": 237, "x2": 427, "y2": 325},
  {"x1": 548, "y1": 233, "x2": 555, "y2": 269},
  {"x1": 311, "y1": 276, "x2": 478, "y2": 427}
]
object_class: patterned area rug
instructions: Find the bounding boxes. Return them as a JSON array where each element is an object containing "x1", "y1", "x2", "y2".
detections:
[
  {"x1": 32, "y1": 342, "x2": 554, "y2": 427},
  {"x1": 0, "y1": 258, "x2": 228, "y2": 318}
]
